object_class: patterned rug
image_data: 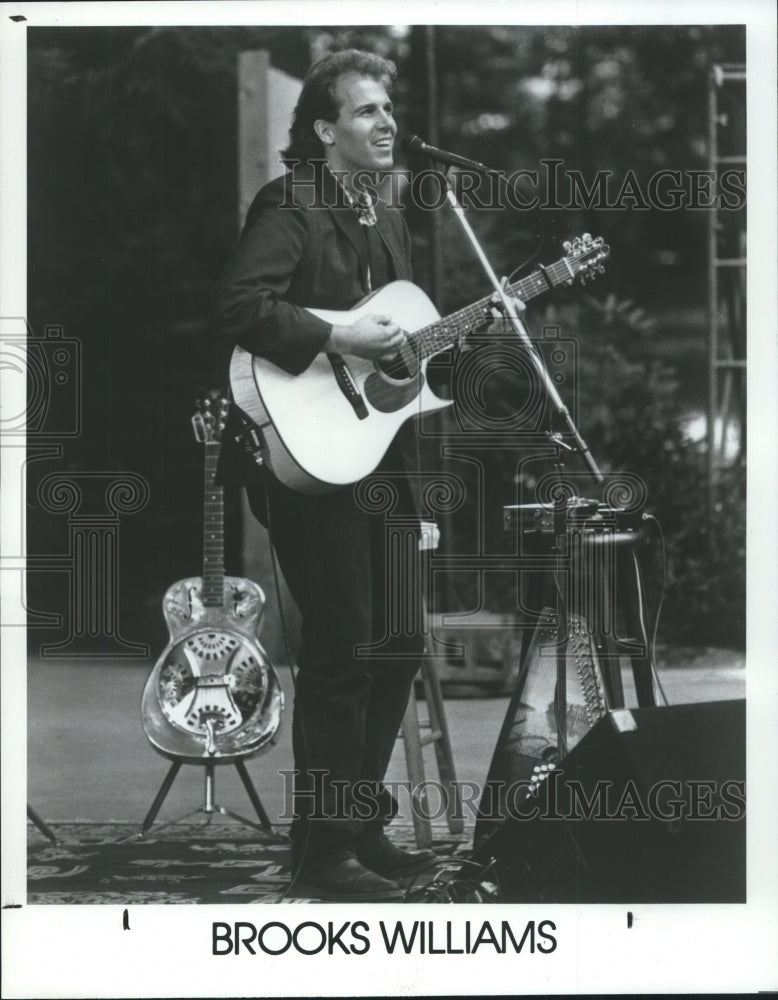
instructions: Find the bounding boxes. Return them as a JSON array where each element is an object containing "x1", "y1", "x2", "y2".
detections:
[{"x1": 27, "y1": 822, "x2": 472, "y2": 905}]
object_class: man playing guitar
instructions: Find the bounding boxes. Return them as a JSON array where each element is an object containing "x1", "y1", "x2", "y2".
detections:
[
  {"x1": 213, "y1": 45, "x2": 532, "y2": 900},
  {"x1": 213, "y1": 49, "x2": 439, "y2": 901}
]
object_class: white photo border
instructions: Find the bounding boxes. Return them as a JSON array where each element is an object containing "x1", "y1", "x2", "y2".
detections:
[{"x1": 2, "y1": 1, "x2": 776, "y2": 996}]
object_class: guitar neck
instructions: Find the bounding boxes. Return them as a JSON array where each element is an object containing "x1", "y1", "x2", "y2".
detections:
[
  {"x1": 202, "y1": 440, "x2": 225, "y2": 607},
  {"x1": 410, "y1": 257, "x2": 575, "y2": 360}
]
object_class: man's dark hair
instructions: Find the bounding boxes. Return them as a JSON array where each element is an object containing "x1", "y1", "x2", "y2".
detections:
[{"x1": 281, "y1": 49, "x2": 397, "y2": 167}]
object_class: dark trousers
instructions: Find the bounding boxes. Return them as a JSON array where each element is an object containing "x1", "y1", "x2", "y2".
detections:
[{"x1": 249, "y1": 471, "x2": 424, "y2": 871}]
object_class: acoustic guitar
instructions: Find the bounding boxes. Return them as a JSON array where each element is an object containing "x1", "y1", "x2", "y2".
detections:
[
  {"x1": 230, "y1": 234, "x2": 609, "y2": 493},
  {"x1": 141, "y1": 391, "x2": 283, "y2": 764}
]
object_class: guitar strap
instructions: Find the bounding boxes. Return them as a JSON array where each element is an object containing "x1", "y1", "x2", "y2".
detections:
[{"x1": 372, "y1": 218, "x2": 408, "y2": 282}]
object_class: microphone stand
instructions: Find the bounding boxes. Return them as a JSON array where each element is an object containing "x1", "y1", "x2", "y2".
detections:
[
  {"x1": 438, "y1": 165, "x2": 604, "y2": 765},
  {"x1": 437, "y1": 166, "x2": 604, "y2": 485}
]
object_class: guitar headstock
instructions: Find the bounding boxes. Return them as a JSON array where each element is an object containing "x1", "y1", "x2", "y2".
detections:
[
  {"x1": 562, "y1": 233, "x2": 610, "y2": 285},
  {"x1": 192, "y1": 388, "x2": 230, "y2": 444}
]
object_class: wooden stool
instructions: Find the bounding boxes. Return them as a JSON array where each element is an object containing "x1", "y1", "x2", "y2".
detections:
[
  {"x1": 400, "y1": 521, "x2": 464, "y2": 849},
  {"x1": 401, "y1": 658, "x2": 465, "y2": 848}
]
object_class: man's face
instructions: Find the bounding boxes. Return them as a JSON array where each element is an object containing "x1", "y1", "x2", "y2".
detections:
[{"x1": 317, "y1": 73, "x2": 396, "y2": 175}]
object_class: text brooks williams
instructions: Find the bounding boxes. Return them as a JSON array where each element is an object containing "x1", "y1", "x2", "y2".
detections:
[{"x1": 213, "y1": 918, "x2": 558, "y2": 956}]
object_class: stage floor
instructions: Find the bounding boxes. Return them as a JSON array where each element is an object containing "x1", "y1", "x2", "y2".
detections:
[
  {"x1": 19, "y1": 648, "x2": 746, "y2": 903},
  {"x1": 27, "y1": 648, "x2": 746, "y2": 830},
  {"x1": 25, "y1": 819, "x2": 471, "y2": 904}
]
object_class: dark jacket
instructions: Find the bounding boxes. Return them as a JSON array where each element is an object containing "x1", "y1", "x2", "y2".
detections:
[{"x1": 210, "y1": 161, "x2": 419, "y2": 515}]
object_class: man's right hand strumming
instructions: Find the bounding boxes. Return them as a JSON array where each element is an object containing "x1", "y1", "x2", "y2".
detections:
[{"x1": 328, "y1": 314, "x2": 406, "y2": 361}]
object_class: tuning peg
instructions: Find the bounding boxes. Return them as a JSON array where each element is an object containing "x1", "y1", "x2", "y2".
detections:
[
  {"x1": 582, "y1": 233, "x2": 592, "y2": 245},
  {"x1": 563, "y1": 240, "x2": 572, "y2": 254},
  {"x1": 191, "y1": 412, "x2": 206, "y2": 443}
]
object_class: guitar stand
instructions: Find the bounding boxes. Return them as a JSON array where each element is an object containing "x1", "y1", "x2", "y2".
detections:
[
  {"x1": 27, "y1": 803, "x2": 58, "y2": 844},
  {"x1": 127, "y1": 759, "x2": 286, "y2": 843}
]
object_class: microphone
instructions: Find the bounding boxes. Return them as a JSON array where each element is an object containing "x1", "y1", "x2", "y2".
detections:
[{"x1": 400, "y1": 134, "x2": 495, "y2": 175}]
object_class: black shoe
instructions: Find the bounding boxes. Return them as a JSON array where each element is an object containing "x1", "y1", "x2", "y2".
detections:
[
  {"x1": 293, "y1": 852, "x2": 405, "y2": 902},
  {"x1": 358, "y1": 832, "x2": 437, "y2": 879}
]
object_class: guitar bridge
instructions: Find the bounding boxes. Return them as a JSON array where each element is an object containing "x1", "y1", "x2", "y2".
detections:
[{"x1": 328, "y1": 354, "x2": 369, "y2": 419}]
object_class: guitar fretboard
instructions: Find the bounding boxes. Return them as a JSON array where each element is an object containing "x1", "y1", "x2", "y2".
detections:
[
  {"x1": 409, "y1": 256, "x2": 577, "y2": 359},
  {"x1": 202, "y1": 440, "x2": 225, "y2": 608}
]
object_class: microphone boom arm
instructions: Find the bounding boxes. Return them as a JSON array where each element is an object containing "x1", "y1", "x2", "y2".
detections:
[{"x1": 401, "y1": 134, "x2": 497, "y2": 176}]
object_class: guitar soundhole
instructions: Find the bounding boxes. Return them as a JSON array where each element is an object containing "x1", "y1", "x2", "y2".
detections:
[
  {"x1": 231, "y1": 654, "x2": 267, "y2": 714},
  {"x1": 375, "y1": 339, "x2": 420, "y2": 383},
  {"x1": 186, "y1": 632, "x2": 238, "y2": 660}
]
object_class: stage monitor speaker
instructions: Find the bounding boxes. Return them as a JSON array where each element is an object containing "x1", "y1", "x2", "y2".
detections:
[{"x1": 474, "y1": 699, "x2": 745, "y2": 903}]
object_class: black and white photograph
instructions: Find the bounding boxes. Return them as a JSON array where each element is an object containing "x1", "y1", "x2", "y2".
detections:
[{"x1": 1, "y1": 1, "x2": 776, "y2": 996}]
